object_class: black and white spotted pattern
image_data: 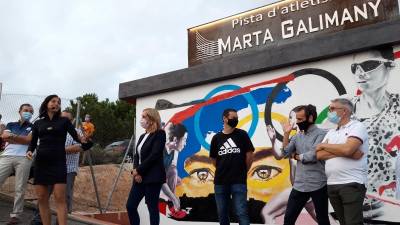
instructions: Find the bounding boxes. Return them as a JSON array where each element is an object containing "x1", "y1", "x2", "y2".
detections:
[{"x1": 355, "y1": 93, "x2": 400, "y2": 196}]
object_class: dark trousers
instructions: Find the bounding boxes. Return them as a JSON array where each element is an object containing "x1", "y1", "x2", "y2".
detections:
[
  {"x1": 214, "y1": 184, "x2": 250, "y2": 225},
  {"x1": 327, "y1": 183, "x2": 366, "y2": 225},
  {"x1": 126, "y1": 182, "x2": 162, "y2": 225},
  {"x1": 284, "y1": 186, "x2": 330, "y2": 225}
]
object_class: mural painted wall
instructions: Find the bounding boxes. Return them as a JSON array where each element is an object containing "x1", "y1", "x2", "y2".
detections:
[{"x1": 135, "y1": 45, "x2": 400, "y2": 224}]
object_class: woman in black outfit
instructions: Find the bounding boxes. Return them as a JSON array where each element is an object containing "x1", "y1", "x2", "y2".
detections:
[
  {"x1": 126, "y1": 108, "x2": 166, "y2": 225},
  {"x1": 27, "y1": 95, "x2": 82, "y2": 225}
]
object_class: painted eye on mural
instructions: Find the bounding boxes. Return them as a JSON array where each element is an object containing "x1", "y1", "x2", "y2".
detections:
[
  {"x1": 189, "y1": 168, "x2": 214, "y2": 183},
  {"x1": 250, "y1": 165, "x2": 282, "y2": 181}
]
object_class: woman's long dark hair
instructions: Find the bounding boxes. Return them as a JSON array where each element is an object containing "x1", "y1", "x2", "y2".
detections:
[{"x1": 39, "y1": 94, "x2": 61, "y2": 118}]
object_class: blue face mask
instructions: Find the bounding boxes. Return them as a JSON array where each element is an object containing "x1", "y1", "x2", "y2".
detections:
[
  {"x1": 22, "y1": 112, "x2": 32, "y2": 122},
  {"x1": 327, "y1": 111, "x2": 341, "y2": 124}
]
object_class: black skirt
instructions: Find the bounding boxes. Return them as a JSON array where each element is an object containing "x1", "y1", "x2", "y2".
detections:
[{"x1": 33, "y1": 147, "x2": 67, "y2": 185}]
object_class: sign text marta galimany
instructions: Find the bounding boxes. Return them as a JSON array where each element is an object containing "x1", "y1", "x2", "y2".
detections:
[{"x1": 188, "y1": 0, "x2": 400, "y2": 66}]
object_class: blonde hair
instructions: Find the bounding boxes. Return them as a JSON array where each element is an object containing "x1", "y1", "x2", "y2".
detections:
[{"x1": 143, "y1": 108, "x2": 162, "y2": 133}]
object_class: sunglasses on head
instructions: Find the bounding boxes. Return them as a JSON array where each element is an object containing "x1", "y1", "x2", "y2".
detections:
[{"x1": 351, "y1": 60, "x2": 393, "y2": 74}]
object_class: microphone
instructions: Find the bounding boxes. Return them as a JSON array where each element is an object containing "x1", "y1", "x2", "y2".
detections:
[
  {"x1": 31, "y1": 113, "x2": 44, "y2": 123},
  {"x1": 31, "y1": 110, "x2": 47, "y2": 123},
  {"x1": 31, "y1": 107, "x2": 58, "y2": 123}
]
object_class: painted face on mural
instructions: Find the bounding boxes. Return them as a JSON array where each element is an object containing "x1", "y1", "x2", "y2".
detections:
[
  {"x1": 247, "y1": 148, "x2": 291, "y2": 202},
  {"x1": 175, "y1": 147, "x2": 290, "y2": 203},
  {"x1": 352, "y1": 51, "x2": 394, "y2": 93},
  {"x1": 170, "y1": 133, "x2": 187, "y2": 152},
  {"x1": 173, "y1": 133, "x2": 188, "y2": 151},
  {"x1": 174, "y1": 149, "x2": 291, "y2": 207},
  {"x1": 175, "y1": 149, "x2": 215, "y2": 198},
  {"x1": 165, "y1": 122, "x2": 188, "y2": 152}
]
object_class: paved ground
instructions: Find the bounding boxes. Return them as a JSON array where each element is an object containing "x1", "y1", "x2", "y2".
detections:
[
  {"x1": 0, "y1": 199, "x2": 90, "y2": 225},
  {"x1": 0, "y1": 200, "x2": 37, "y2": 225}
]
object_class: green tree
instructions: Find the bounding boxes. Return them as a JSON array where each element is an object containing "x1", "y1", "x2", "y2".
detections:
[{"x1": 66, "y1": 93, "x2": 135, "y2": 147}]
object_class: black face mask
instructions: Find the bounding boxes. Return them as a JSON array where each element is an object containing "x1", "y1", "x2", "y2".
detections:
[
  {"x1": 297, "y1": 120, "x2": 312, "y2": 131},
  {"x1": 227, "y1": 118, "x2": 239, "y2": 128}
]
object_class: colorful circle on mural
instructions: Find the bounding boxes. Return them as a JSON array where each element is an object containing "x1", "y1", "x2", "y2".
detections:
[
  {"x1": 194, "y1": 84, "x2": 259, "y2": 150},
  {"x1": 264, "y1": 68, "x2": 347, "y2": 142}
]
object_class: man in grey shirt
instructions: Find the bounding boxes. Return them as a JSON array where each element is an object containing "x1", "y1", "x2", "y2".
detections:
[{"x1": 267, "y1": 105, "x2": 330, "y2": 225}]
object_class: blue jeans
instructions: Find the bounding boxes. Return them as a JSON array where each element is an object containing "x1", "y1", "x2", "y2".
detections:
[
  {"x1": 126, "y1": 182, "x2": 162, "y2": 225},
  {"x1": 214, "y1": 184, "x2": 249, "y2": 225}
]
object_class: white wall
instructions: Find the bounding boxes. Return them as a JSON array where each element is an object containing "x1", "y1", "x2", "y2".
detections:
[{"x1": 134, "y1": 45, "x2": 400, "y2": 224}]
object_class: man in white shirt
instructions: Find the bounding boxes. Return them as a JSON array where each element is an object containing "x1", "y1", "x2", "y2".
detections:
[{"x1": 316, "y1": 98, "x2": 368, "y2": 225}]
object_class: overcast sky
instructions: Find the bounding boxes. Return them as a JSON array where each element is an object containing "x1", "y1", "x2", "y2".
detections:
[{"x1": 0, "y1": 0, "x2": 277, "y2": 101}]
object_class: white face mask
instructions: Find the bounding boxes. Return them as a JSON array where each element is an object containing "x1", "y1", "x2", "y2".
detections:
[{"x1": 140, "y1": 118, "x2": 149, "y2": 129}]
